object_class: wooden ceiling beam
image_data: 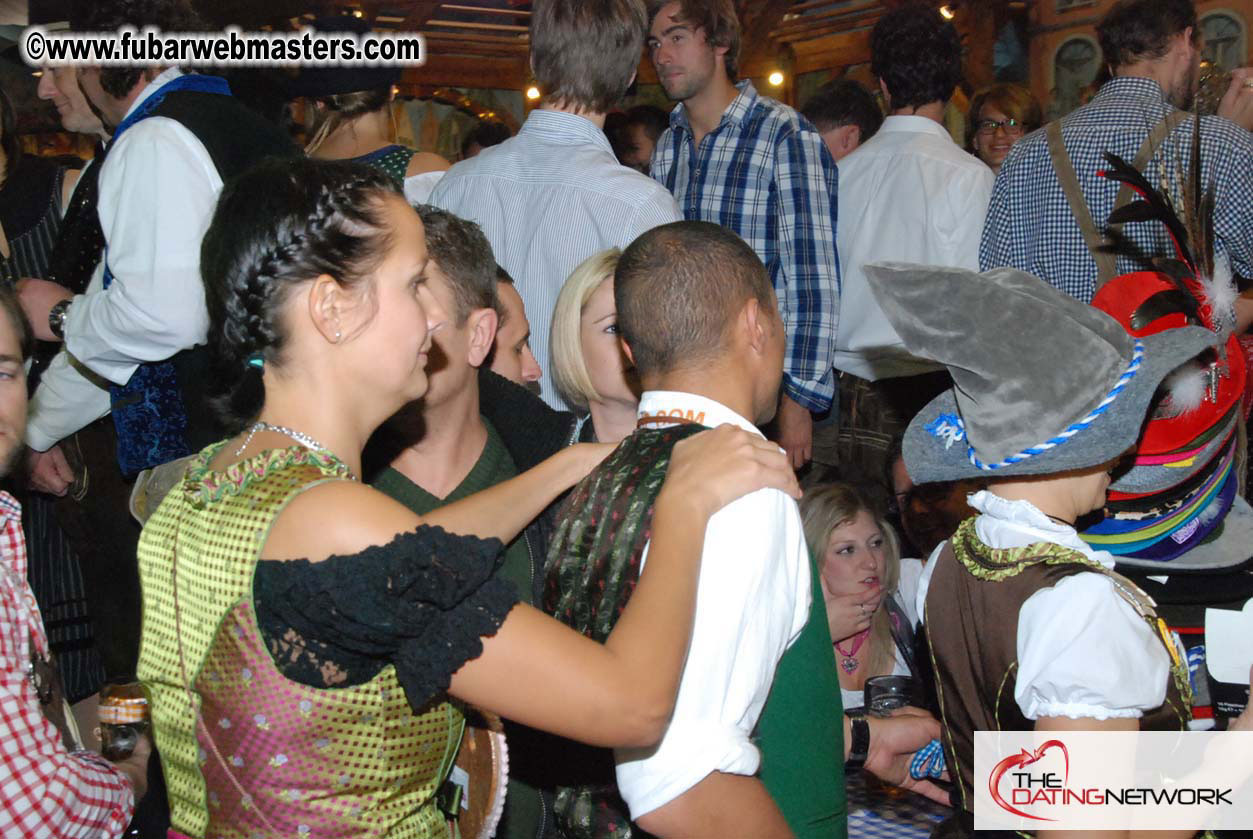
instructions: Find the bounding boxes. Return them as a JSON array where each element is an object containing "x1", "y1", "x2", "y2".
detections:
[
  {"x1": 789, "y1": 28, "x2": 873, "y2": 72},
  {"x1": 775, "y1": 13, "x2": 882, "y2": 43},
  {"x1": 426, "y1": 18, "x2": 529, "y2": 32},
  {"x1": 401, "y1": 53, "x2": 529, "y2": 89},
  {"x1": 400, "y1": 0, "x2": 445, "y2": 29},
  {"x1": 771, "y1": 0, "x2": 880, "y2": 36},
  {"x1": 439, "y1": 3, "x2": 531, "y2": 15},
  {"x1": 738, "y1": 0, "x2": 795, "y2": 66}
]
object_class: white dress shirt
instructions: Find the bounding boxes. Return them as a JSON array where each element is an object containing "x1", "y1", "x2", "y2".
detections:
[
  {"x1": 27, "y1": 68, "x2": 220, "y2": 452},
  {"x1": 430, "y1": 109, "x2": 681, "y2": 409},
  {"x1": 834, "y1": 115, "x2": 994, "y2": 381},
  {"x1": 916, "y1": 490, "x2": 1173, "y2": 720},
  {"x1": 614, "y1": 391, "x2": 811, "y2": 818}
]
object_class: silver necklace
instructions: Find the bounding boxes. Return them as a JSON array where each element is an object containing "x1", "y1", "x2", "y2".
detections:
[{"x1": 235, "y1": 421, "x2": 357, "y2": 480}]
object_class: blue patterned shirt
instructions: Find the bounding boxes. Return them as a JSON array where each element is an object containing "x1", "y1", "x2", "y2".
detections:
[
  {"x1": 651, "y1": 81, "x2": 841, "y2": 413},
  {"x1": 980, "y1": 76, "x2": 1253, "y2": 303}
]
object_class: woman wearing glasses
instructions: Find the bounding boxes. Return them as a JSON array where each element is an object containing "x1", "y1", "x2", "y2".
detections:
[{"x1": 967, "y1": 83, "x2": 1042, "y2": 174}]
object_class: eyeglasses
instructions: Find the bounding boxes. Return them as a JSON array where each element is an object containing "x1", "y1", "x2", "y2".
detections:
[{"x1": 976, "y1": 118, "x2": 1025, "y2": 136}]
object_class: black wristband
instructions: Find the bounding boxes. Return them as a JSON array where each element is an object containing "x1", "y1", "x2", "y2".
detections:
[{"x1": 846, "y1": 714, "x2": 870, "y2": 770}]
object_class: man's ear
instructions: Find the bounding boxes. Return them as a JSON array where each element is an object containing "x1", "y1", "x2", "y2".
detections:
[
  {"x1": 742, "y1": 296, "x2": 770, "y2": 356},
  {"x1": 839, "y1": 124, "x2": 861, "y2": 156},
  {"x1": 878, "y1": 78, "x2": 892, "y2": 110},
  {"x1": 466, "y1": 307, "x2": 500, "y2": 368},
  {"x1": 620, "y1": 337, "x2": 636, "y2": 368},
  {"x1": 308, "y1": 273, "x2": 346, "y2": 344}
]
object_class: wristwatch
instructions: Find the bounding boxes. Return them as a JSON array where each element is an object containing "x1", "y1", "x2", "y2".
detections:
[
  {"x1": 846, "y1": 713, "x2": 870, "y2": 771},
  {"x1": 48, "y1": 298, "x2": 72, "y2": 340}
]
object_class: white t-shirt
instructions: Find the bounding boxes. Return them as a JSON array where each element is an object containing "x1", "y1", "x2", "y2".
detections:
[
  {"x1": 916, "y1": 491, "x2": 1174, "y2": 720},
  {"x1": 834, "y1": 115, "x2": 994, "y2": 381},
  {"x1": 614, "y1": 391, "x2": 811, "y2": 818}
]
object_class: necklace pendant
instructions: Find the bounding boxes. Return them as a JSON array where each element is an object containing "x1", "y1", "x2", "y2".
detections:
[{"x1": 841, "y1": 656, "x2": 859, "y2": 674}]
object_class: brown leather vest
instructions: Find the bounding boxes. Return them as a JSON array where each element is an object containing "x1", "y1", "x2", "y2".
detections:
[{"x1": 924, "y1": 518, "x2": 1191, "y2": 820}]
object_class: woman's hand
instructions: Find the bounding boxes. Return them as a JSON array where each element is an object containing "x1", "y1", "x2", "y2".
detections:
[
  {"x1": 824, "y1": 587, "x2": 878, "y2": 643},
  {"x1": 1230, "y1": 665, "x2": 1253, "y2": 732},
  {"x1": 660, "y1": 425, "x2": 801, "y2": 519},
  {"x1": 819, "y1": 561, "x2": 883, "y2": 642}
]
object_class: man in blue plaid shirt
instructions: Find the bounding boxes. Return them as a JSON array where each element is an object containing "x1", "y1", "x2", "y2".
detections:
[
  {"x1": 981, "y1": 0, "x2": 1253, "y2": 310},
  {"x1": 647, "y1": 0, "x2": 841, "y2": 470}
]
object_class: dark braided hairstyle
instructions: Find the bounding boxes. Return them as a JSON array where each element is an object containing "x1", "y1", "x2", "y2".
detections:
[{"x1": 201, "y1": 157, "x2": 401, "y2": 430}]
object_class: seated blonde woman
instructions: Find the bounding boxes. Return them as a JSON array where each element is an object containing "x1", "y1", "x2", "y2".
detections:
[
  {"x1": 801, "y1": 482, "x2": 924, "y2": 713},
  {"x1": 550, "y1": 249, "x2": 641, "y2": 444}
]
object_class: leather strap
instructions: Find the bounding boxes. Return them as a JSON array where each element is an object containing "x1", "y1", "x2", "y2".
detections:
[{"x1": 1046, "y1": 110, "x2": 1189, "y2": 290}]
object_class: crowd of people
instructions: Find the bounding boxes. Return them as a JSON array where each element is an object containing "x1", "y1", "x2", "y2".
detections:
[{"x1": 0, "y1": 0, "x2": 1252, "y2": 836}]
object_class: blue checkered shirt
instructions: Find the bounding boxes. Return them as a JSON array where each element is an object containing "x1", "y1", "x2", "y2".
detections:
[
  {"x1": 980, "y1": 76, "x2": 1253, "y2": 303},
  {"x1": 651, "y1": 81, "x2": 841, "y2": 413}
]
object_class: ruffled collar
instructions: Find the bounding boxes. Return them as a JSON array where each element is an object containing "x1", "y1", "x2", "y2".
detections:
[
  {"x1": 183, "y1": 440, "x2": 354, "y2": 506},
  {"x1": 968, "y1": 489, "x2": 1116, "y2": 569}
]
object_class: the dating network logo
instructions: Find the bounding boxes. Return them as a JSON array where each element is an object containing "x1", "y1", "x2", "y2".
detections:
[{"x1": 988, "y1": 740, "x2": 1070, "y2": 821}]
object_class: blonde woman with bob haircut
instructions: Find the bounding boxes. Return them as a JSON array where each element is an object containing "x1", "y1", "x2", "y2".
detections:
[
  {"x1": 550, "y1": 249, "x2": 641, "y2": 443},
  {"x1": 801, "y1": 482, "x2": 924, "y2": 713}
]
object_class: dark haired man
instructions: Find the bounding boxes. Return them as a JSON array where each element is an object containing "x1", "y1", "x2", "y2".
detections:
[
  {"x1": 981, "y1": 0, "x2": 1253, "y2": 307},
  {"x1": 17, "y1": 0, "x2": 295, "y2": 683},
  {"x1": 432, "y1": 0, "x2": 680, "y2": 411},
  {"x1": 825, "y1": 4, "x2": 992, "y2": 495},
  {"x1": 489, "y1": 266, "x2": 543, "y2": 388},
  {"x1": 619, "y1": 104, "x2": 670, "y2": 173},
  {"x1": 542, "y1": 221, "x2": 944, "y2": 839},
  {"x1": 646, "y1": 0, "x2": 840, "y2": 471},
  {"x1": 461, "y1": 120, "x2": 511, "y2": 160},
  {"x1": 371, "y1": 207, "x2": 576, "y2": 839},
  {"x1": 800, "y1": 78, "x2": 884, "y2": 162}
]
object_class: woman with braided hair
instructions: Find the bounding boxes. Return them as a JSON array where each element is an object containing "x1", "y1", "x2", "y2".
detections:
[{"x1": 134, "y1": 157, "x2": 798, "y2": 838}]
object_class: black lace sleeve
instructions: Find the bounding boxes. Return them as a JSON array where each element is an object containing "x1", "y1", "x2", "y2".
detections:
[{"x1": 253, "y1": 525, "x2": 520, "y2": 711}]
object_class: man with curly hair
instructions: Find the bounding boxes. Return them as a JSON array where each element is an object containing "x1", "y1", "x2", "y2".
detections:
[
  {"x1": 980, "y1": 0, "x2": 1253, "y2": 311},
  {"x1": 824, "y1": 4, "x2": 993, "y2": 499}
]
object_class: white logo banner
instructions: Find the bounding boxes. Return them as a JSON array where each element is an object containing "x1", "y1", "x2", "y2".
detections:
[{"x1": 974, "y1": 730, "x2": 1253, "y2": 831}]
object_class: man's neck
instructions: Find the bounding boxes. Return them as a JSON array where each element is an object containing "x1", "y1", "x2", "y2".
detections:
[
  {"x1": 538, "y1": 102, "x2": 606, "y2": 130},
  {"x1": 390, "y1": 388, "x2": 488, "y2": 500},
  {"x1": 646, "y1": 364, "x2": 756, "y2": 426},
  {"x1": 888, "y1": 101, "x2": 946, "y2": 125},
  {"x1": 683, "y1": 74, "x2": 739, "y2": 146}
]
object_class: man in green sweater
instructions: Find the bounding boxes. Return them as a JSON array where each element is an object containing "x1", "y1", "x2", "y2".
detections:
[{"x1": 369, "y1": 205, "x2": 558, "y2": 837}]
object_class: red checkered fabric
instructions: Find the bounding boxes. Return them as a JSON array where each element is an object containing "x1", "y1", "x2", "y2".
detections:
[{"x1": 0, "y1": 491, "x2": 134, "y2": 836}]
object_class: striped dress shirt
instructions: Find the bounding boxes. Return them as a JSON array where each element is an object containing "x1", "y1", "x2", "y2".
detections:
[
  {"x1": 651, "y1": 81, "x2": 841, "y2": 413},
  {"x1": 430, "y1": 109, "x2": 682, "y2": 409},
  {"x1": 980, "y1": 76, "x2": 1253, "y2": 303}
]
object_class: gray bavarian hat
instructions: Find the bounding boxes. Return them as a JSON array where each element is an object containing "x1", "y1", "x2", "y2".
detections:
[{"x1": 863, "y1": 263, "x2": 1220, "y2": 485}]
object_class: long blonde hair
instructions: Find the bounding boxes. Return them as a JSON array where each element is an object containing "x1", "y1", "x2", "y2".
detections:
[{"x1": 801, "y1": 482, "x2": 901, "y2": 681}]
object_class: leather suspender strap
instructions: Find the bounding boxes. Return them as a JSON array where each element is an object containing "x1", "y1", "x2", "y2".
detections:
[
  {"x1": 1046, "y1": 110, "x2": 1189, "y2": 291},
  {"x1": 1047, "y1": 120, "x2": 1120, "y2": 287}
]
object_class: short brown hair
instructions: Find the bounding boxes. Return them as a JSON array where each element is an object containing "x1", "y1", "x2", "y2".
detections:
[
  {"x1": 648, "y1": 0, "x2": 741, "y2": 79},
  {"x1": 415, "y1": 206, "x2": 499, "y2": 326},
  {"x1": 531, "y1": 0, "x2": 648, "y2": 113},
  {"x1": 615, "y1": 221, "x2": 774, "y2": 377},
  {"x1": 966, "y1": 83, "x2": 1042, "y2": 149}
]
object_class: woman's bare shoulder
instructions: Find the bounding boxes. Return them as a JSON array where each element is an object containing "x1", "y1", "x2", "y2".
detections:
[{"x1": 263, "y1": 479, "x2": 424, "y2": 563}]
